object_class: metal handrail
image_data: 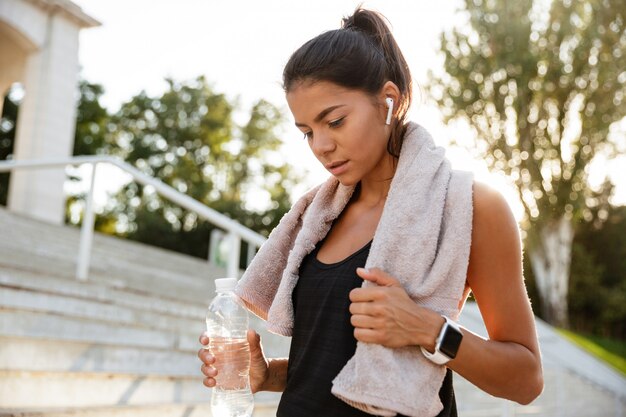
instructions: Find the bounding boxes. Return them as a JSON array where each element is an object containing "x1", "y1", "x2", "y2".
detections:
[{"x1": 0, "y1": 155, "x2": 267, "y2": 280}]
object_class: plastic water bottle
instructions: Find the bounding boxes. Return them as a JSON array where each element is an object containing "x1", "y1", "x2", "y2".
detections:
[{"x1": 206, "y1": 278, "x2": 254, "y2": 417}]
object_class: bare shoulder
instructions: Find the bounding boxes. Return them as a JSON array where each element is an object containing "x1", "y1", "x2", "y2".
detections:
[
  {"x1": 469, "y1": 182, "x2": 521, "y2": 255},
  {"x1": 468, "y1": 181, "x2": 522, "y2": 296},
  {"x1": 472, "y1": 182, "x2": 518, "y2": 231}
]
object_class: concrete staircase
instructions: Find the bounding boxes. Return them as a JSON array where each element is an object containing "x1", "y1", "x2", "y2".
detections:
[
  {"x1": 0, "y1": 207, "x2": 286, "y2": 416},
  {"x1": 1, "y1": 206, "x2": 624, "y2": 416}
]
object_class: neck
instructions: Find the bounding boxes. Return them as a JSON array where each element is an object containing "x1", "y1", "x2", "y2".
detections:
[
  {"x1": 356, "y1": 182, "x2": 391, "y2": 207},
  {"x1": 354, "y1": 156, "x2": 397, "y2": 207}
]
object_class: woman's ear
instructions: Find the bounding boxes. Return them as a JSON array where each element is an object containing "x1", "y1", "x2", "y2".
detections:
[{"x1": 379, "y1": 81, "x2": 401, "y2": 123}]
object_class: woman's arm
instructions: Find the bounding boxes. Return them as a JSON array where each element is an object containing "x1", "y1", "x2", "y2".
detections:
[
  {"x1": 445, "y1": 182, "x2": 543, "y2": 404},
  {"x1": 349, "y1": 182, "x2": 543, "y2": 405}
]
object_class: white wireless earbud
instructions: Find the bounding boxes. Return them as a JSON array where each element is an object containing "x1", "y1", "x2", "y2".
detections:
[{"x1": 385, "y1": 97, "x2": 394, "y2": 125}]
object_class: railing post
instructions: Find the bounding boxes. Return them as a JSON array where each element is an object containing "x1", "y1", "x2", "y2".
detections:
[
  {"x1": 76, "y1": 162, "x2": 97, "y2": 281},
  {"x1": 209, "y1": 229, "x2": 225, "y2": 266},
  {"x1": 246, "y1": 243, "x2": 257, "y2": 268},
  {"x1": 227, "y1": 232, "x2": 241, "y2": 279},
  {"x1": 0, "y1": 157, "x2": 268, "y2": 280}
]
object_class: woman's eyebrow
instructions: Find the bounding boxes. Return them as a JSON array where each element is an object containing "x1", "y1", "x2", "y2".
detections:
[{"x1": 295, "y1": 104, "x2": 346, "y2": 127}]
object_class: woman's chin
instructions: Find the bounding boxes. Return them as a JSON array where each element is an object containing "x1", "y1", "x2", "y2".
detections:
[{"x1": 334, "y1": 175, "x2": 359, "y2": 187}]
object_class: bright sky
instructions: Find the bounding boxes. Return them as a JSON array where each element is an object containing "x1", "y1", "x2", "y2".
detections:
[{"x1": 71, "y1": 0, "x2": 625, "y2": 215}]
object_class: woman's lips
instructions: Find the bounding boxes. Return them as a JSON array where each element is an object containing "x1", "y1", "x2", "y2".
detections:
[{"x1": 326, "y1": 160, "x2": 348, "y2": 175}]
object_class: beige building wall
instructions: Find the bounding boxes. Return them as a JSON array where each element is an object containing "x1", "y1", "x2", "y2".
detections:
[{"x1": 0, "y1": 0, "x2": 99, "y2": 224}]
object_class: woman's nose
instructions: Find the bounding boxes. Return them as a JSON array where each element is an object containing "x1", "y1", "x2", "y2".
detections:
[{"x1": 310, "y1": 131, "x2": 336, "y2": 156}]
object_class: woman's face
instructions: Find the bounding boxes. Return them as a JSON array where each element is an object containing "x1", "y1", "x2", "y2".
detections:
[{"x1": 286, "y1": 80, "x2": 394, "y2": 187}]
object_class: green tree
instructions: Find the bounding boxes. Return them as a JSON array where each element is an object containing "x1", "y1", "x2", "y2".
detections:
[
  {"x1": 0, "y1": 90, "x2": 19, "y2": 206},
  {"x1": 102, "y1": 77, "x2": 297, "y2": 258},
  {"x1": 64, "y1": 80, "x2": 117, "y2": 226},
  {"x1": 569, "y1": 206, "x2": 626, "y2": 338},
  {"x1": 427, "y1": 0, "x2": 626, "y2": 326},
  {"x1": 73, "y1": 80, "x2": 115, "y2": 156}
]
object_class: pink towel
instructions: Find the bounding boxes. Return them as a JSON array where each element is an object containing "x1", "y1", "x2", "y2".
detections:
[{"x1": 236, "y1": 122, "x2": 474, "y2": 416}]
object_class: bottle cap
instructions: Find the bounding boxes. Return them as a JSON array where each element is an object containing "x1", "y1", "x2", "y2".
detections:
[{"x1": 215, "y1": 277, "x2": 238, "y2": 292}]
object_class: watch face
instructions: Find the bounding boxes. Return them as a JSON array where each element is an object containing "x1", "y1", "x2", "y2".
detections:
[{"x1": 439, "y1": 324, "x2": 463, "y2": 359}]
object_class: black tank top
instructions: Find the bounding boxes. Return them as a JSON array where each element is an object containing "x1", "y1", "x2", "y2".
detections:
[{"x1": 277, "y1": 239, "x2": 457, "y2": 417}]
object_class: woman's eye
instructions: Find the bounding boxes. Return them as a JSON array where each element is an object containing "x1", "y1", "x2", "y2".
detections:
[
  {"x1": 303, "y1": 131, "x2": 313, "y2": 140},
  {"x1": 329, "y1": 117, "x2": 344, "y2": 128}
]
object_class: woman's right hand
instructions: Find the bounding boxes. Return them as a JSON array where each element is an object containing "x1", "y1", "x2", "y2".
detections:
[{"x1": 198, "y1": 329, "x2": 270, "y2": 393}]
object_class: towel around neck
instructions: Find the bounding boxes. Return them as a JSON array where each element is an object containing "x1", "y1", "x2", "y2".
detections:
[{"x1": 236, "y1": 122, "x2": 474, "y2": 416}]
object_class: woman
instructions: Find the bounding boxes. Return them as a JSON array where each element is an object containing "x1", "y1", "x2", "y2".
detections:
[{"x1": 199, "y1": 7, "x2": 543, "y2": 417}]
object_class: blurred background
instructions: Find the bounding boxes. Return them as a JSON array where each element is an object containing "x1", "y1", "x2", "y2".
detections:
[{"x1": 0, "y1": 0, "x2": 624, "y2": 416}]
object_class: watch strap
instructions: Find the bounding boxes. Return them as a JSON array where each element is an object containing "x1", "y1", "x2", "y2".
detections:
[
  {"x1": 420, "y1": 345, "x2": 450, "y2": 365},
  {"x1": 420, "y1": 316, "x2": 462, "y2": 365}
]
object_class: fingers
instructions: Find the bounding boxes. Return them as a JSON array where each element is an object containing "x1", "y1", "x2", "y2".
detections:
[
  {"x1": 350, "y1": 313, "x2": 380, "y2": 329},
  {"x1": 349, "y1": 300, "x2": 382, "y2": 316},
  {"x1": 203, "y1": 377, "x2": 216, "y2": 388},
  {"x1": 353, "y1": 327, "x2": 379, "y2": 344},
  {"x1": 356, "y1": 267, "x2": 402, "y2": 287},
  {"x1": 200, "y1": 329, "x2": 264, "y2": 391},
  {"x1": 248, "y1": 329, "x2": 267, "y2": 366},
  {"x1": 349, "y1": 287, "x2": 387, "y2": 302},
  {"x1": 350, "y1": 268, "x2": 404, "y2": 302},
  {"x1": 197, "y1": 346, "x2": 214, "y2": 365},
  {"x1": 199, "y1": 352, "x2": 217, "y2": 388},
  {"x1": 247, "y1": 329, "x2": 260, "y2": 348},
  {"x1": 202, "y1": 369, "x2": 217, "y2": 388},
  {"x1": 200, "y1": 363, "x2": 217, "y2": 378}
]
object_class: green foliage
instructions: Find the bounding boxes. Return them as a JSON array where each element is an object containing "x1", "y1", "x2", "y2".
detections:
[
  {"x1": 569, "y1": 206, "x2": 626, "y2": 339},
  {"x1": 73, "y1": 80, "x2": 116, "y2": 156},
  {"x1": 428, "y1": 0, "x2": 626, "y2": 328},
  {"x1": 427, "y1": 0, "x2": 626, "y2": 234},
  {"x1": 525, "y1": 204, "x2": 626, "y2": 339},
  {"x1": 90, "y1": 76, "x2": 298, "y2": 259},
  {"x1": 64, "y1": 80, "x2": 117, "y2": 225},
  {"x1": 0, "y1": 91, "x2": 19, "y2": 206},
  {"x1": 3, "y1": 77, "x2": 297, "y2": 261}
]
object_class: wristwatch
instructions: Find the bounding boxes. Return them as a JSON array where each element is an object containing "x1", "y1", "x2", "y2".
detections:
[{"x1": 420, "y1": 315, "x2": 463, "y2": 365}]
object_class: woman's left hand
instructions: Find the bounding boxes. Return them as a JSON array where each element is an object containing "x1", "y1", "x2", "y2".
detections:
[{"x1": 349, "y1": 267, "x2": 443, "y2": 349}]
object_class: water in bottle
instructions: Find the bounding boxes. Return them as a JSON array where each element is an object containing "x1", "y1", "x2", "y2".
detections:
[{"x1": 206, "y1": 278, "x2": 254, "y2": 417}]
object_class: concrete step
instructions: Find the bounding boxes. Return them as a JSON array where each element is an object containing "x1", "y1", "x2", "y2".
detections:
[
  {"x1": 0, "y1": 269, "x2": 291, "y2": 359},
  {"x1": 0, "y1": 402, "x2": 279, "y2": 417},
  {"x1": 0, "y1": 286, "x2": 203, "y2": 334},
  {"x1": 0, "y1": 369, "x2": 280, "y2": 410},
  {"x1": 0, "y1": 332, "x2": 288, "y2": 378},
  {"x1": 0, "y1": 308, "x2": 198, "y2": 351},
  {"x1": 0, "y1": 208, "x2": 228, "y2": 293},
  {"x1": 0, "y1": 207, "x2": 226, "y2": 278},
  {"x1": 0, "y1": 252, "x2": 213, "y2": 305},
  {"x1": 0, "y1": 369, "x2": 206, "y2": 408},
  {"x1": 0, "y1": 336, "x2": 199, "y2": 376},
  {"x1": 0, "y1": 267, "x2": 207, "y2": 319},
  {"x1": 0, "y1": 241, "x2": 216, "y2": 301},
  {"x1": 0, "y1": 305, "x2": 290, "y2": 359}
]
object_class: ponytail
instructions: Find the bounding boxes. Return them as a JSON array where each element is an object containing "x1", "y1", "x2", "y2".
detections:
[{"x1": 283, "y1": 7, "x2": 413, "y2": 157}]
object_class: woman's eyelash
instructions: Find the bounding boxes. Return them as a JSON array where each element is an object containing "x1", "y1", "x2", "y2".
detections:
[
  {"x1": 300, "y1": 117, "x2": 344, "y2": 140},
  {"x1": 329, "y1": 117, "x2": 345, "y2": 128}
]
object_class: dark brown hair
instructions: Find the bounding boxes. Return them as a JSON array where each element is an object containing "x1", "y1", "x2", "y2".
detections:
[{"x1": 282, "y1": 7, "x2": 413, "y2": 157}]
